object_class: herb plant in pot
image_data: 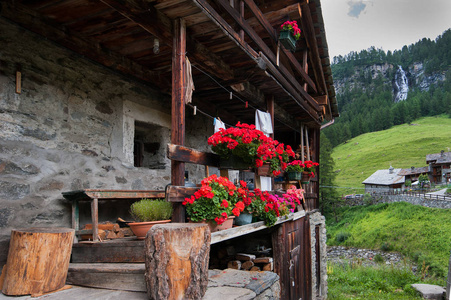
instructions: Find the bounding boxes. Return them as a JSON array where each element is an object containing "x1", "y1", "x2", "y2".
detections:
[{"x1": 128, "y1": 199, "x2": 173, "y2": 239}]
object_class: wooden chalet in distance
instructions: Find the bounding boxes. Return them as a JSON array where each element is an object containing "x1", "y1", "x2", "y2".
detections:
[{"x1": 0, "y1": 0, "x2": 338, "y2": 299}]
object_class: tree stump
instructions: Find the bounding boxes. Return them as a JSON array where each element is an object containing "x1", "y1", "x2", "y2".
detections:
[
  {"x1": 145, "y1": 223, "x2": 210, "y2": 300},
  {"x1": 2, "y1": 227, "x2": 75, "y2": 296}
]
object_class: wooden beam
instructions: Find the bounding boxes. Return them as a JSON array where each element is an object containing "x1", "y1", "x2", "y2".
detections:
[
  {"x1": 215, "y1": 0, "x2": 320, "y2": 112},
  {"x1": 99, "y1": 0, "x2": 234, "y2": 81},
  {"x1": 167, "y1": 144, "x2": 220, "y2": 167},
  {"x1": 314, "y1": 95, "x2": 328, "y2": 105},
  {"x1": 298, "y1": 3, "x2": 327, "y2": 96},
  {"x1": 171, "y1": 18, "x2": 186, "y2": 222},
  {"x1": 259, "y1": 53, "x2": 320, "y2": 124},
  {"x1": 242, "y1": 0, "x2": 317, "y2": 93},
  {"x1": 165, "y1": 186, "x2": 199, "y2": 203},
  {"x1": 230, "y1": 81, "x2": 300, "y2": 129},
  {"x1": 0, "y1": 1, "x2": 170, "y2": 91}
]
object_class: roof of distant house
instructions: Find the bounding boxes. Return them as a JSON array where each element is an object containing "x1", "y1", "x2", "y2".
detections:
[
  {"x1": 426, "y1": 151, "x2": 451, "y2": 164},
  {"x1": 362, "y1": 167, "x2": 405, "y2": 186},
  {"x1": 398, "y1": 166, "x2": 429, "y2": 176}
]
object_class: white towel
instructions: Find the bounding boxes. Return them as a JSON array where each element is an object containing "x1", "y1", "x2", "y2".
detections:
[
  {"x1": 255, "y1": 109, "x2": 273, "y2": 136},
  {"x1": 214, "y1": 118, "x2": 226, "y2": 133}
]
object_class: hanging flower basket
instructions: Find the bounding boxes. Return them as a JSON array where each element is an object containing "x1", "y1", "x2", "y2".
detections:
[{"x1": 279, "y1": 30, "x2": 296, "y2": 51}]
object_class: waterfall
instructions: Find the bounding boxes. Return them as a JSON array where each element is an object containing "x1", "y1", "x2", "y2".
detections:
[{"x1": 394, "y1": 66, "x2": 409, "y2": 102}]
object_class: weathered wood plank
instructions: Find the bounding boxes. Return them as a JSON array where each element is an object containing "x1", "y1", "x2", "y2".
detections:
[
  {"x1": 67, "y1": 263, "x2": 146, "y2": 292},
  {"x1": 71, "y1": 238, "x2": 145, "y2": 263},
  {"x1": 165, "y1": 185, "x2": 199, "y2": 203},
  {"x1": 167, "y1": 144, "x2": 220, "y2": 166}
]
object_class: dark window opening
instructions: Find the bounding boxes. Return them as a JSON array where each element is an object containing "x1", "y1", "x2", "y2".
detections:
[{"x1": 133, "y1": 121, "x2": 169, "y2": 169}]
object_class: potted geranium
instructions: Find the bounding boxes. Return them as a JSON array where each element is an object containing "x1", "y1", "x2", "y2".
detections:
[
  {"x1": 208, "y1": 122, "x2": 295, "y2": 176},
  {"x1": 183, "y1": 174, "x2": 243, "y2": 232},
  {"x1": 302, "y1": 160, "x2": 319, "y2": 183},
  {"x1": 285, "y1": 160, "x2": 319, "y2": 183},
  {"x1": 128, "y1": 199, "x2": 173, "y2": 239},
  {"x1": 279, "y1": 20, "x2": 301, "y2": 51}
]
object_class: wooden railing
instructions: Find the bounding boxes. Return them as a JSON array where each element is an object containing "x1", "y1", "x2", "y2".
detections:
[{"x1": 373, "y1": 191, "x2": 451, "y2": 201}]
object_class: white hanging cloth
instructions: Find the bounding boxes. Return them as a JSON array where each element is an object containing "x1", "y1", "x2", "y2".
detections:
[
  {"x1": 255, "y1": 109, "x2": 273, "y2": 136},
  {"x1": 214, "y1": 118, "x2": 226, "y2": 133}
]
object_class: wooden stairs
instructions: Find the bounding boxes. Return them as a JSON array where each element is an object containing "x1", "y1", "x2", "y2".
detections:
[{"x1": 67, "y1": 237, "x2": 147, "y2": 292}]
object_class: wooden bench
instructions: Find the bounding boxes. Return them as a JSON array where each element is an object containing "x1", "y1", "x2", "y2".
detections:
[{"x1": 62, "y1": 189, "x2": 165, "y2": 242}]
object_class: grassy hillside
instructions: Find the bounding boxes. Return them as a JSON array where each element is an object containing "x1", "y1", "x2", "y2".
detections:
[
  {"x1": 331, "y1": 115, "x2": 451, "y2": 195},
  {"x1": 326, "y1": 202, "x2": 451, "y2": 282}
]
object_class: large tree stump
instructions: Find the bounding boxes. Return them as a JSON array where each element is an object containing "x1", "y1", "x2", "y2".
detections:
[
  {"x1": 2, "y1": 227, "x2": 75, "y2": 296},
  {"x1": 145, "y1": 223, "x2": 210, "y2": 300}
]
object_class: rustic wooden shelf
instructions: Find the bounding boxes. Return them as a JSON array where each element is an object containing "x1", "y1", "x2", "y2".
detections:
[{"x1": 211, "y1": 210, "x2": 306, "y2": 244}]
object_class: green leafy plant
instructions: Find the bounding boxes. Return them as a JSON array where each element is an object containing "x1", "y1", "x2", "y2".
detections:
[
  {"x1": 336, "y1": 232, "x2": 351, "y2": 243},
  {"x1": 130, "y1": 199, "x2": 173, "y2": 222},
  {"x1": 373, "y1": 253, "x2": 384, "y2": 263}
]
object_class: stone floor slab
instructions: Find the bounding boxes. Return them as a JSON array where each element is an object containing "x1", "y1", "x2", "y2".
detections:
[{"x1": 411, "y1": 283, "x2": 446, "y2": 300}]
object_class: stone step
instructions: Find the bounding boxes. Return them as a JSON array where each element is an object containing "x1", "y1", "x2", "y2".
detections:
[
  {"x1": 411, "y1": 284, "x2": 446, "y2": 300},
  {"x1": 66, "y1": 263, "x2": 146, "y2": 292}
]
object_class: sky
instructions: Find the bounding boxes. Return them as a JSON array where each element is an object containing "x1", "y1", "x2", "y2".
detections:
[{"x1": 321, "y1": 0, "x2": 451, "y2": 59}]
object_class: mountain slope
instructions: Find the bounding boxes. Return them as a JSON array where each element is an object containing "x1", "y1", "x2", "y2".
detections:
[
  {"x1": 324, "y1": 29, "x2": 451, "y2": 148},
  {"x1": 331, "y1": 115, "x2": 451, "y2": 193}
]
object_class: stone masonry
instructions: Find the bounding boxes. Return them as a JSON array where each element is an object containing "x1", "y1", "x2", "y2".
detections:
[{"x1": 0, "y1": 19, "x2": 213, "y2": 264}]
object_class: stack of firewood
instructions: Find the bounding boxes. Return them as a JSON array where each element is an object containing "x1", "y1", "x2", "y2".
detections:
[
  {"x1": 80, "y1": 222, "x2": 134, "y2": 241},
  {"x1": 227, "y1": 253, "x2": 273, "y2": 271},
  {"x1": 209, "y1": 246, "x2": 273, "y2": 271}
]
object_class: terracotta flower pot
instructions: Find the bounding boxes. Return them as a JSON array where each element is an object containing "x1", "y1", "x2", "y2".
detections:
[
  {"x1": 190, "y1": 216, "x2": 235, "y2": 232},
  {"x1": 301, "y1": 171, "x2": 311, "y2": 184},
  {"x1": 256, "y1": 163, "x2": 272, "y2": 176},
  {"x1": 128, "y1": 219, "x2": 171, "y2": 239}
]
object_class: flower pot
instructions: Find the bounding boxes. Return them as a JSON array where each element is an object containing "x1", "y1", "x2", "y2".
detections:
[
  {"x1": 287, "y1": 171, "x2": 302, "y2": 181},
  {"x1": 256, "y1": 163, "x2": 272, "y2": 176},
  {"x1": 128, "y1": 219, "x2": 171, "y2": 239},
  {"x1": 190, "y1": 216, "x2": 235, "y2": 232},
  {"x1": 279, "y1": 30, "x2": 296, "y2": 51},
  {"x1": 301, "y1": 171, "x2": 311, "y2": 184},
  {"x1": 234, "y1": 212, "x2": 253, "y2": 226},
  {"x1": 220, "y1": 155, "x2": 252, "y2": 170}
]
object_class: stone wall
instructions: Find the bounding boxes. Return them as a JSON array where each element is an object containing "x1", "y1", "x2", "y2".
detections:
[
  {"x1": 344, "y1": 194, "x2": 451, "y2": 209},
  {"x1": 0, "y1": 19, "x2": 213, "y2": 264},
  {"x1": 310, "y1": 211, "x2": 327, "y2": 298}
]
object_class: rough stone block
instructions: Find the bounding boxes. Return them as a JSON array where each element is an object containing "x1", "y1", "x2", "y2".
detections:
[
  {"x1": 0, "y1": 181, "x2": 30, "y2": 200},
  {"x1": 411, "y1": 284, "x2": 445, "y2": 300}
]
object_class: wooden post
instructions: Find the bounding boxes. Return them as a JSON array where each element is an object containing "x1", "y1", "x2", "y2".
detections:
[
  {"x1": 266, "y1": 95, "x2": 274, "y2": 139},
  {"x1": 305, "y1": 126, "x2": 310, "y2": 161},
  {"x1": 172, "y1": 18, "x2": 187, "y2": 222},
  {"x1": 302, "y1": 49, "x2": 308, "y2": 92},
  {"x1": 145, "y1": 223, "x2": 210, "y2": 300},
  {"x1": 2, "y1": 228, "x2": 75, "y2": 296},
  {"x1": 91, "y1": 198, "x2": 99, "y2": 242},
  {"x1": 301, "y1": 124, "x2": 305, "y2": 163}
]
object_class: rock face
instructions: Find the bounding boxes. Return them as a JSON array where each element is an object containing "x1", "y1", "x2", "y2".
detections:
[{"x1": 333, "y1": 61, "x2": 447, "y2": 102}]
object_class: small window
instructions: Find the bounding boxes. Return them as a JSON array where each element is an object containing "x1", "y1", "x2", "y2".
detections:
[{"x1": 133, "y1": 121, "x2": 169, "y2": 169}]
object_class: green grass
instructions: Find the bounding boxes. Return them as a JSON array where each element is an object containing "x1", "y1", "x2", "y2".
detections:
[
  {"x1": 332, "y1": 115, "x2": 451, "y2": 195},
  {"x1": 327, "y1": 262, "x2": 426, "y2": 299},
  {"x1": 326, "y1": 202, "x2": 451, "y2": 283}
]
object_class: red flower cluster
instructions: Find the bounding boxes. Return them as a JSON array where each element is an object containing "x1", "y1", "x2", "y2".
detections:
[
  {"x1": 281, "y1": 20, "x2": 301, "y2": 40},
  {"x1": 285, "y1": 160, "x2": 319, "y2": 177},
  {"x1": 183, "y1": 174, "x2": 248, "y2": 224},
  {"x1": 208, "y1": 122, "x2": 295, "y2": 175}
]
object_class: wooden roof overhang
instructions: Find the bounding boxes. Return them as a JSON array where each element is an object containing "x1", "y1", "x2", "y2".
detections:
[{"x1": 1, "y1": 0, "x2": 338, "y2": 131}]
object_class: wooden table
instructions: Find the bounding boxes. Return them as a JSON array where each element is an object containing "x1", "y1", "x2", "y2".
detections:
[{"x1": 62, "y1": 189, "x2": 165, "y2": 242}]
